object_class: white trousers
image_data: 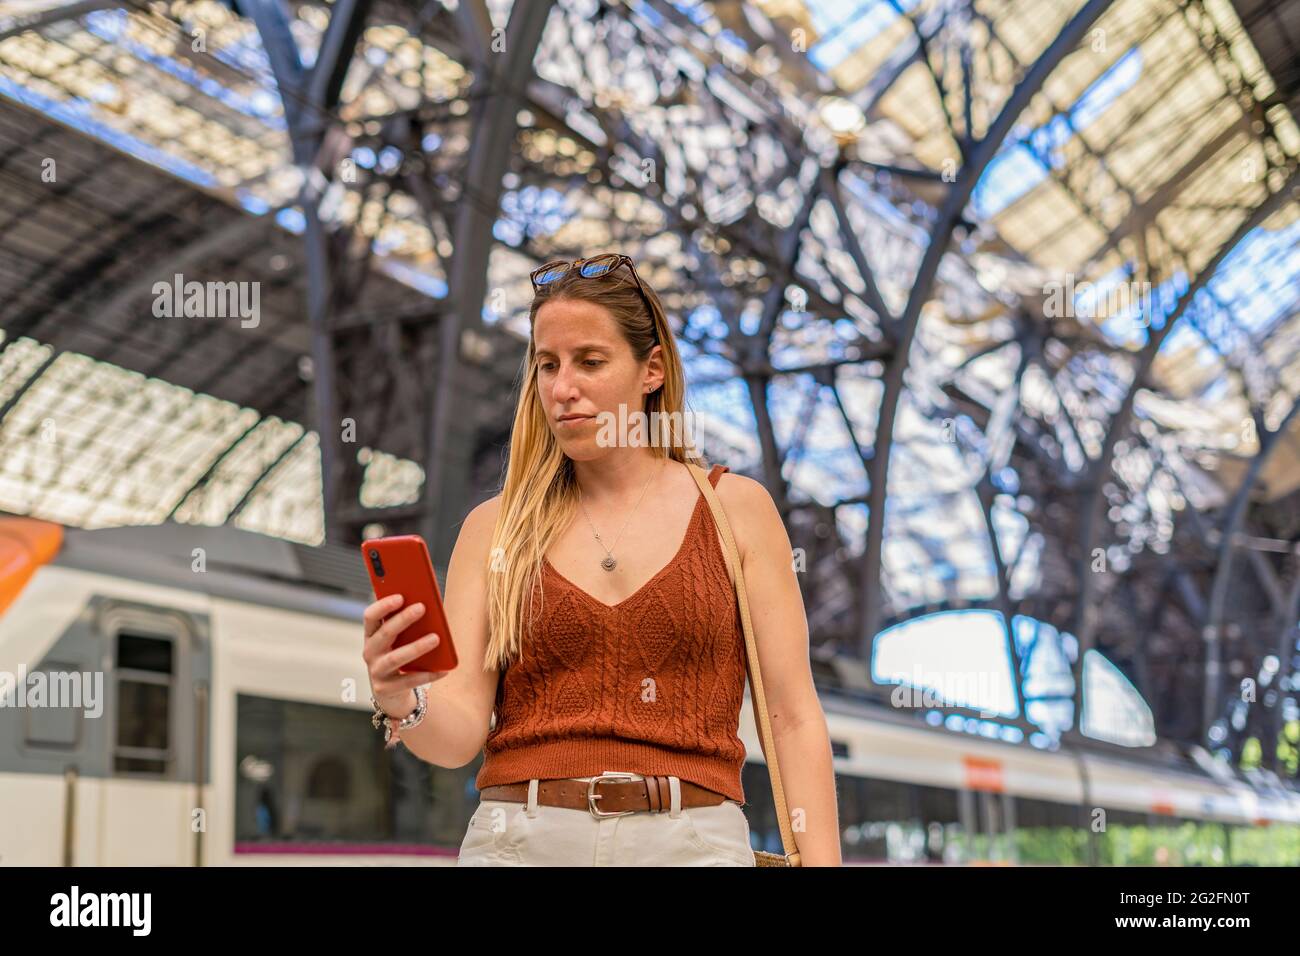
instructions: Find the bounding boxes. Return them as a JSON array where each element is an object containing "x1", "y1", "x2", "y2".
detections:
[{"x1": 456, "y1": 773, "x2": 755, "y2": 867}]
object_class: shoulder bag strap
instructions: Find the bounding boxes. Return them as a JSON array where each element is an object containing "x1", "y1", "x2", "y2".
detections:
[{"x1": 688, "y1": 462, "x2": 801, "y2": 866}]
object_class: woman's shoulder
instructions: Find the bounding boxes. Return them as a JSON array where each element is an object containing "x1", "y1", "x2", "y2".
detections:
[
  {"x1": 466, "y1": 492, "x2": 504, "y2": 525},
  {"x1": 457, "y1": 493, "x2": 504, "y2": 556},
  {"x1": 712, "y1": 469, "x2": 769, "y2": 515},
  {"x1": 680, "y1": 459, "x2": 763, "y2": 499},
  {"x1": 698, "y1": 464, "x2": 776, "y2": 562}
]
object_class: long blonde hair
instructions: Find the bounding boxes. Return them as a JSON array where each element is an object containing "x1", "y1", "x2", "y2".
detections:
[{"x1": 483, "y1": 260, "x2": 708, "y2": 670}]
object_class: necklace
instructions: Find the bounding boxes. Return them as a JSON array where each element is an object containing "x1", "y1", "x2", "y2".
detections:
[{"x1": 577, "y1": 459, "x2": 664, "y2": 572}]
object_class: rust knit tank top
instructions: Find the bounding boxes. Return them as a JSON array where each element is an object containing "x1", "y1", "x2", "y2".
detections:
[{"x1": 475, "y1": 463, "x2": 747, "y2": 803}]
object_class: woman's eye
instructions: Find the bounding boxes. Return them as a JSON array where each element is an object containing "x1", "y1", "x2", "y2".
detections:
[{"x1": 539, "y1": 360, "x2": 602, "y2": 371}]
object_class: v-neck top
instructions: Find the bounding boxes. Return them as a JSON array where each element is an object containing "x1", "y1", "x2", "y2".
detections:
[
  {"x1": 474, "y1": 463, "x2": 747, "y2": 804},
  {"x1": 540, "y1": 472, "x2": 709, "y2": 610}
]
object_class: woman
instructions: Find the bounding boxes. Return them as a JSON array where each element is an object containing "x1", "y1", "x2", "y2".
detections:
[{"x1": 362, "y1": 253, "x2": 841, "y2": 865}]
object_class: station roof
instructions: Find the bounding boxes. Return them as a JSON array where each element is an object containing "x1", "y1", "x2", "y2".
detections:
[{"x1": 0, "y1": 0, "x2": 1295, "y2": 622}]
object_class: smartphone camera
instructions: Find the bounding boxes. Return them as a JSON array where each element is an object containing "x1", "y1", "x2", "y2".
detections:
[{"x1": 368, "y1": 548, "x2": 385, "y2": 578}]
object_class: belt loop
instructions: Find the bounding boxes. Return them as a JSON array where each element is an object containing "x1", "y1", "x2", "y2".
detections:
[
  {"x1": 669, "y1": 776, "x2": 681, "y2": 817},
  {"x1": 527, "y1": 779, "x2": 539, "y2": 816}
]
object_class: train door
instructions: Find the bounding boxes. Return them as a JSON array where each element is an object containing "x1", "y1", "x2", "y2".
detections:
[
  {"x1": 959, "y1": 756, "x2": 1018, "y2": 864},
  {"x1": 1, "y1": 590, "x2": 211, "y2": 865},
  {"x1": 96, "y1": 599, "x2": 211, "y2": 865},
  {"x1": 968, "y1": 788, "x2": 1017, "y2": 864}
]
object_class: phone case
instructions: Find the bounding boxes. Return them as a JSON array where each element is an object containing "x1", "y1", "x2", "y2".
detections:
[{"x1": 360, "y1": 535, "x2": 458, "y2": 674}]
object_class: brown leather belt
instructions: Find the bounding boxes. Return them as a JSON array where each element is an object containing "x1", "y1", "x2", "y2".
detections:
[{"x1": 480, "y1": 772, "x2": 729, "y2": 817}]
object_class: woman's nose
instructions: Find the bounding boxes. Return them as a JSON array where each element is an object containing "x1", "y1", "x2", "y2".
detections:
[{"x1": 550, "y1": 362, "x2": 580, "y2": 397}]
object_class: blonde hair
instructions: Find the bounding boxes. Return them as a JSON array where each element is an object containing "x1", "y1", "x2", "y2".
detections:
[{"x1": 482, "y1": 260, "x2": 709, "y2": 670}]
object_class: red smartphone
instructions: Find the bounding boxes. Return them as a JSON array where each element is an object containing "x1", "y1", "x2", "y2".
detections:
[{"x1": 361, "y1": 534, "x2": 458, "y2": 674}]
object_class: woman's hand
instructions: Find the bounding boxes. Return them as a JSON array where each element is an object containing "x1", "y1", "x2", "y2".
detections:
[{"x1": 362, "y1": 593, "x2": 450, "y2": 717}]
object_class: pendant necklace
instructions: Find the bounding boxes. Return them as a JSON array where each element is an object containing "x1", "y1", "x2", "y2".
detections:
[{"x1": 577, "y1": 459, "x2": 664, "y2": 572}]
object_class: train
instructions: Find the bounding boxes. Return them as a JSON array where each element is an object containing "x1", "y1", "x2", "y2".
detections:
[{"x1": 2, "y1": 514, "x2": 1297, "y2": 866}]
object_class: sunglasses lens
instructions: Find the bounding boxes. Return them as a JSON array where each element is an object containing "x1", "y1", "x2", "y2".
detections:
[
  {"x1": 579, "y1": 256, "x2": 620, "y2": 278},
  {"x1": 535, "y1": 263, "x2": 570, "y2": 285}
]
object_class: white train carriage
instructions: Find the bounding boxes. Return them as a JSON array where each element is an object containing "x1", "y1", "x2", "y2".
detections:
[
  {"x1": 2, "y1": 516, "x2": 1296, "y2": 866},
  {"x1": 0, "y1": 516, "x2": 411, "y2": 866}
]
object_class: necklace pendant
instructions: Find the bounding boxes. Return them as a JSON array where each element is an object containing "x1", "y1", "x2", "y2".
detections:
[{"x1": 601, "y1": 555, "x2": 617, "y2": 571}]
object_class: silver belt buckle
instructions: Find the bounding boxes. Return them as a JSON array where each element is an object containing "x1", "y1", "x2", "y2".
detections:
[{"x1": 587, "y1": 771, "x2": 640, "y2": 817}]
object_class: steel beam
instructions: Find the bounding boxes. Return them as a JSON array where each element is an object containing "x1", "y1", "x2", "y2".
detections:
[
  {"x1": 419, "y1": 0, "x2": 555, "y2": 564},
  {"x1": 242, "y1": 0, "x2": 373, "y2": 541},
  {"x1": 1202, "y1": 397, "x2": 1300, "y2": 740},
  {"x1": 821, "y1": 164, "x2": 898, "y2": 331},
  {"x1": 858, "y1": 0, "x2": 1119, "y2": 657},
  {"x1": 0, "y1": 0, "x2": 115, "y2": 42},
  {"x1": 1068, "y1": 169, "x2": 1298, "y2": 727}
]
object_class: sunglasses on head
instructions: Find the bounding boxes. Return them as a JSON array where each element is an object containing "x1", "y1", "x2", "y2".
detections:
[{"x1": 530, "y1": 253, "x2": 656, "y2": 320}]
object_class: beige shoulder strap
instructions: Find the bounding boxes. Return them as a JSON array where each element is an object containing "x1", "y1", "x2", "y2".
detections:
[{"x1": 688, "y1": 462, "x2": 801, "y2": 866}]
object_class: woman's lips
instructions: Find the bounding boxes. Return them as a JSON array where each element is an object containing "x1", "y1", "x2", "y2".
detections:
[{"x1": 558, "y1": 415, "x2": 593, "y2": 426}]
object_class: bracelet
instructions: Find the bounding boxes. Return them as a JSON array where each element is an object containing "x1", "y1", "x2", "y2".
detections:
[{"x1": 370, "y1": 684, "x2": 428, "y2": 749}]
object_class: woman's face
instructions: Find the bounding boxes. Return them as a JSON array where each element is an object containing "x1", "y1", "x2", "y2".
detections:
[{"x1": 533, "y1": 297, "x2": 663, "y2": 459}]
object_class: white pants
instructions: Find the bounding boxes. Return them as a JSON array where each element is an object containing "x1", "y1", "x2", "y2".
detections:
[{"x1": 456, "y1": 773, "x2": 755, "y2": 867}]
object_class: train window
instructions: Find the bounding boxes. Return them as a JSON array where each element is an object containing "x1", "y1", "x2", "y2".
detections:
[
  {"x1": 113, "y1": 629, "x2": 175, "y2": 775},
  {"x1": 1087, "y1": 809, "x2": 1245, "y2": 866},
  {"x1": 234, "y1": 693, "x2": 476, "y2": 850},
  {"x1": 738, "y1": 766, "x2": 968, "y2": 864},
  {"x1": 1013, "y1": 795, "x2": 1086, "y2": 865},
  {"x1": 1225, "y1": 820, "x2": 1300, "y2": 865},
  {"x1": 832, "y1": 776, "x2": 964, "y2": 863},
  {"x1": 117, "y1": 632, "x2": 174, "y2": 674}
]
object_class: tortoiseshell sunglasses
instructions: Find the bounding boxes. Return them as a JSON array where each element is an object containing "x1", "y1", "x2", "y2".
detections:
[{"x1": 530, "y1": 253, "x2": 655, "y2": 319}]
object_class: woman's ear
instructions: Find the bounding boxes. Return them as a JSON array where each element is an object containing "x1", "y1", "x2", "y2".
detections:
[{"x1": 643, "y1": 344, "x2": 666, "y2": 393}]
